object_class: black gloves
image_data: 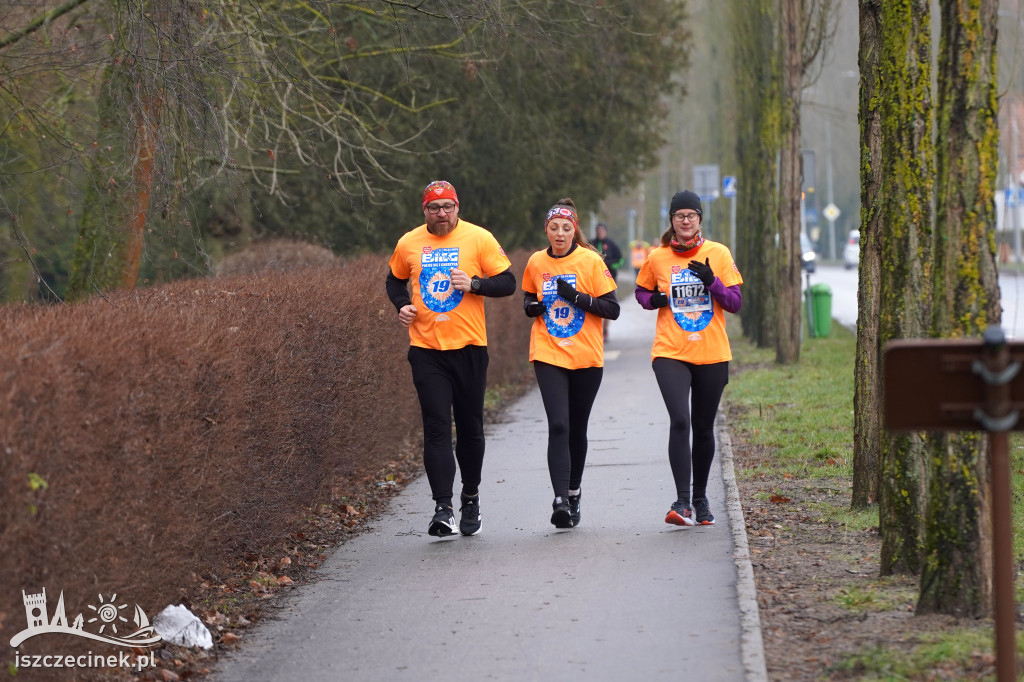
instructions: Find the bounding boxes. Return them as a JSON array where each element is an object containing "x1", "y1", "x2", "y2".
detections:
[
  {"x1": 688, "y1": 257, "x2": 714, "y2": 288},
  {"x1": 556, "y1": 278, "x2": 578, "y2": 305},
  {"x1": 525, "y1": 301, "x2": 547, "y2": 318},
  {"x1": 650, "y1": 285, "x2": 669, "y2": 308}
]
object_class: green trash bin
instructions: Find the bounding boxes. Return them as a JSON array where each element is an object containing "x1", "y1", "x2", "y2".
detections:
[{"x1": 806, "y1": 282, "x2": 832, "y2": 338}]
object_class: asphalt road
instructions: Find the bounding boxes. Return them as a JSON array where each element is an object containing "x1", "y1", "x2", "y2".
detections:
[
  {"x1": 211, "y1": 292, "x2": 767, "y2": 682},
  {"x1": 808, "y1": 263, "x2": 1024, "y2": 339}
]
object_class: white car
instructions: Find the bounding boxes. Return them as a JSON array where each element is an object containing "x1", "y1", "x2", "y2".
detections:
[
  {"x1": 843, "y1": 230, "x2": 860, "y2": 269},
  {"x1": 801, "y1": 232, "x2": 816, "y2": 273}
]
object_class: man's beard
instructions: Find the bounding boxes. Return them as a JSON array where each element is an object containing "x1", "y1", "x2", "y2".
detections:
[{"x1": 428, "y1": 219, "x2": 455, "y2": 236}]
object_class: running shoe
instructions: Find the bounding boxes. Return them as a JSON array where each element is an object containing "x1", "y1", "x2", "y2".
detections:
[
  {"x1": 551, "y1": 496, "x2": 573, "y2": 529},
  {"x1": 459, "y1": 493, "x2": 482, "y2": 536},
  {"x1": 665, "y1": 500, "x2": 695, "y2": 527},
  {"x1": 427, "y1": 504, "x2": 457, "y2": 537},
  {"x1": 567, "y1": 491, "x2": 582, "y2": 527},
  {"x1": 692, "y1": 496, "x2": 716, "y2": 525}
]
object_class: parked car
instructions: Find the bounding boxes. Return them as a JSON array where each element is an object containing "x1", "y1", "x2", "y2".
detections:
[
  {"x1": 801, "y1": 232, "x2": 817, "y2": 273},
  {"x1": 843, "y1": 229, "x2": 860, "y2": 269}
]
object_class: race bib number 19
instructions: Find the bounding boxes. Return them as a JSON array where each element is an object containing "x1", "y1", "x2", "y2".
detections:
[
  {"x1": 542, "y1": 275, "x2": 584, "y2": 338},
  {"x1": 419, "y1": 247, "x2": 463, "y2": 313}
]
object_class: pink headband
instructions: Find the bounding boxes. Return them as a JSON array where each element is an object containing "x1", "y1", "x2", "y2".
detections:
[{"x1": 545, "y1": 205, "x2": 578, "y2": 229}]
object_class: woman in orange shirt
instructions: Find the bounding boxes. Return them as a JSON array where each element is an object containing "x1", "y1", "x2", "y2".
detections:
[
  {"x1": 522, "y1": 198, "x2": 620, "y2": 528},
  {"x1": 635, "y1": 190, "x2": 743, "y2": 528}
]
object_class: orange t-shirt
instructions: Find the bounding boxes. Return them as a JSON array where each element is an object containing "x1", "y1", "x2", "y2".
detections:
[
  {"x1": 522, "y1": 246, "x2": 618, "y2": 369},
  {"x1": 635, "y1": 240, "x2": 743, "y2": 364},
  {"x1": 389, "y1": 220, "x2": 511, "y2": 350}
]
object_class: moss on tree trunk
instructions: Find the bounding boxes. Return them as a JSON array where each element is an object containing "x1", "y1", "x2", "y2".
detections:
[{"x1": 918, "y1": 0, "x2": 999, "y2": 617}]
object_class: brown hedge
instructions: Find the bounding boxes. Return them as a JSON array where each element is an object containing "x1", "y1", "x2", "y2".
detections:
[{"x1": 0, "y1": 249, "x2": 532, "y2": 671}]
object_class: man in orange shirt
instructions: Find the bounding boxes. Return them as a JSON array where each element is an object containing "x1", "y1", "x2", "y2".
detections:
[{"x1": 386, "y1": 181, "x2": 515, "y2": 538}]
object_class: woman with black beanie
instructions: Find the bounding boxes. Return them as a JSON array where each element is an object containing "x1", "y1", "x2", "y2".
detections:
[{"x1": 634, "y1": 190, "x2": 743, "y2": 526}]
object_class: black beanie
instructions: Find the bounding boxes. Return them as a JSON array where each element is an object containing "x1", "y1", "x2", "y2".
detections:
[{"x1": 669, "y1": 190, "x2": 702, "y2": 217}]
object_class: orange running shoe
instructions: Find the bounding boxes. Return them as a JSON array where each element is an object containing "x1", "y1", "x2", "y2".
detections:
[{"x1": 665, "y1": 501, "x2": 695, "y2": 526}]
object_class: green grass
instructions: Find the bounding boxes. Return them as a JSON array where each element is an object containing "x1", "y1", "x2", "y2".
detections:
[
  {"x1": 726, "y1": 319, "x2": 1024, "y2": 677},
  {"x1": 726, "y1": 324, "x2": 856, "y2": 481},
  {"x1": 833, "y1": 579, "x2": 917, "y2": 613},
  {"x1": 829, "y1": 628, "x2": 1024, "y2": 680},
  {"x1": 728, "y1": 320, "x2": 1023, "y2": 558}
]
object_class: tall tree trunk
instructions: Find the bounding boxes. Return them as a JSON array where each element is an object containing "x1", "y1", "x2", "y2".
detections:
[
  {"x1": 733, "y1": 0, "x2": 780, "y2": 349},
  {"x1": 918, "y1": 0, "x2": 999, "y2": 617},
  {"x1": 121, "y1": 93, "x2": 162, "y2": 289},
  {"x1": 852, "y1": 0, "x2": 882, "y2": 510},
  {"x1": 863, "y1": 0, "x2": 935, "y2": 575},
  {"x1": 67, "y1": 4, "x2": 166, "y2": 299},
  {"x1": 776, "y1": 0, "x2": 803, "y2": 365},
  {"x1": 68, "y1": 65, "x2": 133, "y2": 300}
]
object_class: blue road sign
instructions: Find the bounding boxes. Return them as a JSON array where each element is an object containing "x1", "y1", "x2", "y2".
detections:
[{"x1": 722, "y1": 176, "x2": 737, "y2": 198}]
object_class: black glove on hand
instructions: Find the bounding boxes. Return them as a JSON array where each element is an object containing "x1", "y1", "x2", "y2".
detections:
[
  {"x1": 556, "y1": 278, "x2": 578, "y2": 305},
  {"x1": 525, "y1": 301, "x2": 547, "y2": 318},
  {"x1": 688, "y1": 257, "x2": 714, "y2": 288},
  {"x1": 651, "y1": 285, "x2": 669, "y2": 308}
]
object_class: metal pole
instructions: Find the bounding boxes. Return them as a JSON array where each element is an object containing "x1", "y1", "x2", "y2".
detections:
[
  {"x1": 637, "y1": 184, "x2": 646, "y2": 245},
  {"x1": 800, "y1": 191, "x2": 807, "y2": 248},
  {"x1": 989, "y1": 429, "x2": 1016, "y2": 682},
  {"x1": 730, "y1": 195, "x2": 737, "y2": 252},
  {"x1": 1013, "y1": 115, "x2": 1021, "y2": 264},
  {"x1": 826, "y1": 121, "x2": 836, "y2": 260},
  {"x1": 978, "y1": 327, "x2": 1018, "y2": 682},
  {"x1": 804, "y1": 270, "x2": 814, "y2": 339}
]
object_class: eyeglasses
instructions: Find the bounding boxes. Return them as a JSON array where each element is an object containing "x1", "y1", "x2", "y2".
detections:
[
  {"x1": 672, "y1": 211, "x2": 701, "y2": 223},
  {"x1": 426, "y1": 203, "x2": 457, "y2": 214}
]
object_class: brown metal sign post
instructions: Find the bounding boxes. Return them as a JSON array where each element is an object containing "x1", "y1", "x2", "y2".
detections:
[{"x1": 884, "y1": 327, "x2": 1018, "y2": 682}]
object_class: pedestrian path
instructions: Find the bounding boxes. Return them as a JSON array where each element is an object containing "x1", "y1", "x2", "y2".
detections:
[{"x1": 212, "y1": 296, "x2": 767, "y2": 682}]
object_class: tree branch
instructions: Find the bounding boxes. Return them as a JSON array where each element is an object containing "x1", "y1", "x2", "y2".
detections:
[
  {"x1": 196, "y1": 158, "x2": 302, "y2": 175},
  {"x1": 0, "y1": 0, "x2": 92, "y2": 51}
]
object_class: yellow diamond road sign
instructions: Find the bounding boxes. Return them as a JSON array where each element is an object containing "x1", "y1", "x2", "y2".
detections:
[{"x1": 823, "y1": 203, "x2": 840, "y2": 221}]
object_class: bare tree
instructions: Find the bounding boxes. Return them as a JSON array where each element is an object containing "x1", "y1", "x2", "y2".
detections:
[
  {"x1": 1, "y1": 1, "x2": 498, "y2": 298},
  {"x1": 776, "y1": 0, "x2": 835, "y2": 365},
  {"x1": 731, "y1": 0, "x2": 780, "y2": 349},
  {"x1": 1, "y1": 1, "x2": 688, "y2": 300}
]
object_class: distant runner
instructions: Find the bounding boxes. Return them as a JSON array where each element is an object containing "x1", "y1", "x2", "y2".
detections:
[{"x1": 591, "y1": 222, "x2": 623, "y2": 340}]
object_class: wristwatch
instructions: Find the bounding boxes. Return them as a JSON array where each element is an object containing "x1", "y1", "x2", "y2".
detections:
[{"x1": 470, "y1": 276, "x2": 482, "y2": 293}]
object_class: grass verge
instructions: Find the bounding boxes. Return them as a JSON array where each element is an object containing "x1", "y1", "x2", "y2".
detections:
[{"x1": 724, "y1": 318, "x2": 1024, "y2": 680}]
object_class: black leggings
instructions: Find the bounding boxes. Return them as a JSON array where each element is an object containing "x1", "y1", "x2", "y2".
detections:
[
  {"x1": 408, "y1": 345, "x2": 489, "y2": 505},
  {"x1": 534, "y1": 361, "x2": 604, "y2": 498},
  {"x1": 652, "y1": 358, "x2": 729, "y2": 502}
]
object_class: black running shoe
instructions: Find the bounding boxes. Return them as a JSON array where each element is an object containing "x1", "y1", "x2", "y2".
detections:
[
  {"x1": 692, "y1": 497, "x2": 715, "y2": 525},
  {"x1": 459, "y1": 493, "x2": 482, "y2": 536},
  {"x1": 665, "y1": 500, "x2": 695, "y2": 527},
  {"x1": 427, "y1": 504, "x2": 456, "y2": 537},
  {"x1": 567, "y1": 491, "x2": 582, "y2": 527},
  {"x1": 551, "y1": 496, "x2": 573, "y2": 528}
]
